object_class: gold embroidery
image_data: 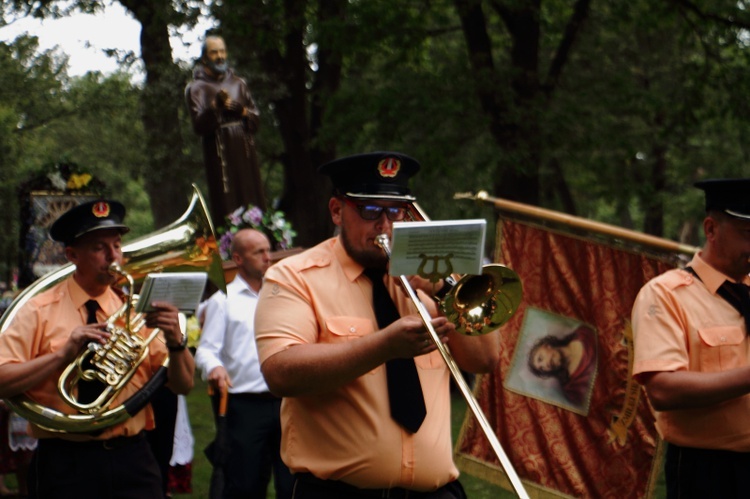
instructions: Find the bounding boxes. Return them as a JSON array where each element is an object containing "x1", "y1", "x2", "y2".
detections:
[{"x1": 607, "y1": 320, "x2": 640, "y2": 447}]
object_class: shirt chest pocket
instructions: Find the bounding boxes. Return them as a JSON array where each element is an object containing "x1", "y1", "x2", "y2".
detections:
[
  {"x1": 324, "y1": 316, "x2": 374, "y2": 342},
  {"x1": 323, "y1": 317, "x2": 443, "y2": 371},
  {"x1": 324, "y1": 316, "x2": 382, "y2": 376},
  {"x1": 697, "y1": 326, "x2": 747, "y2": 372}
]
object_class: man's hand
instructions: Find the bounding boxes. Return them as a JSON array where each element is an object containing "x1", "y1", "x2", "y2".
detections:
[
  {"x1": 144, "y1": 301, "x2": 183, "y2": 348},
  {"x1": 406, "y1": 275, "x2": 442, "y2": 296},
  {"x1": 208, "y1": 366, "x2": 233, "y2": 392},
  {"x1": 58, "y1": 323, "x2": 111, "y2": 364},
  {"x1": 384, "y1": 314, "x2": 453, "y2": 359}
]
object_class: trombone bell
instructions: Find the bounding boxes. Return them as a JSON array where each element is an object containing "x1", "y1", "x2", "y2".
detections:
[{"x1": 441, "y1": 264, "x2": 523, "y2": 336}]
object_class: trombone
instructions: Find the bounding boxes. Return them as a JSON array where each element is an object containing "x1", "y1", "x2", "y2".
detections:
[{"x1": 375, "y1": 202, "x2": 529, "y2": 499}]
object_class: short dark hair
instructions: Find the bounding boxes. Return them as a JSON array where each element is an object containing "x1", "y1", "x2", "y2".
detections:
[{"x1": 707, "y1": 209, "x2": 731, "y2": 223}]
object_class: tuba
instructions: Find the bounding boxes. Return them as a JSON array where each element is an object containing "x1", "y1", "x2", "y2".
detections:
[{"x1": 0, "y1": 184, "x2": 225, "y2": 433}]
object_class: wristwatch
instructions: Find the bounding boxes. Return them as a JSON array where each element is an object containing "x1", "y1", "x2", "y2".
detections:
[
  {"x1": 167, "y1": 331, "x2": 188, "y2": 352},
  {"x1": 168, "y1": 312, "x2": 188, "y2": 352},
  {"x1": 434, "y1": 275, "x2": 458, "y2": 301}
]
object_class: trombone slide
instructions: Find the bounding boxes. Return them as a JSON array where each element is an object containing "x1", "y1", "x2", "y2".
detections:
[{"x1": 376, "y1": 234, "x2": 529, "y2": 499}]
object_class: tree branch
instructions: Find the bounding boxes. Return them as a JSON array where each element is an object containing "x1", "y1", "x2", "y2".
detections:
[
  {"x1": 544, "y1": 0, "x2": 591, "y2": 97},
  {"x1": 668, "y1": 0, "x2": 750, "y2": 30}
]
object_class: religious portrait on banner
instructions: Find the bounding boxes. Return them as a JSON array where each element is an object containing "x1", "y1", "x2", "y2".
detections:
[
  {"x1": 455, "y1": 215, "x2": 676, "y2": 498},
  {"x1": 505, "y1": 307, "x2": 598, "y2": 415}
]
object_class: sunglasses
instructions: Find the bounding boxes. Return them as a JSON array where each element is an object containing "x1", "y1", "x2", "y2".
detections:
[{"x1": 343, "y1": 198, "x2": 407, "y2": 221}]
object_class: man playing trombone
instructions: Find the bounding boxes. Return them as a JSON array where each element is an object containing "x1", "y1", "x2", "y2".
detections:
[{"x1": 255, "y1": 151, "x2": 502, "y2": 498}]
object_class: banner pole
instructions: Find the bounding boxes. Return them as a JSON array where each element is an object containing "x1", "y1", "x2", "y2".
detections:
[{"x1": 456, "y1": 191, "x2": 700, "y2": 256}]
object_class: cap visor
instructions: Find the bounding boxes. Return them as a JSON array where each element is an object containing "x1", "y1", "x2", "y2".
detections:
[
  {"x1": 74, "y1": 224, "x2": 130, "y2": 240},
  {"x1": 344, "y1": 192, "x2": 416, "y2": 202},
  {"x1": 725, "y1": 209, "x2": 750, "y2": 220}
]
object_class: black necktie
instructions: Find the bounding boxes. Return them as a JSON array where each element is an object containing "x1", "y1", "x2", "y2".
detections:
[
  {"x1": 717, "y1": 281, "x2": 750, "y2": 333},
  {"x1": 685, "y1": 267, "x2": 750, "y2": 334},
  {"x1": 363, "y1": 269, "x2": 426, "y2": 433},
  {"x1": 79, "y1": 299, "x2": 102, "y2": 404},
  {"x1": 85, "y1": 299, "x2": 99, "y2": 325}
]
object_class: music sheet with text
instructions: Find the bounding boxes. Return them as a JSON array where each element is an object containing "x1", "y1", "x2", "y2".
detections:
[
  {"x1": 389, "y1": 219, "x2": 486, "y2": 279},
  {"x1": 135, "y1": 272, "x2": 208, "y2": 314}
]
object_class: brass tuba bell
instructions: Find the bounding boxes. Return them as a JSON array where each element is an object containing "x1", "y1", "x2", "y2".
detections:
[{"x1": 0, "y1": 184, "x2": 225, "y2": 433}]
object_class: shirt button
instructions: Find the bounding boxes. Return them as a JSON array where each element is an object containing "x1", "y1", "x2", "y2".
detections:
[
  {"x1": 721, "y1": 336, "x2": 727, "y2": 342},
  {"x1": 349, "y1": 326, "x2": 356, "y2": 333}
]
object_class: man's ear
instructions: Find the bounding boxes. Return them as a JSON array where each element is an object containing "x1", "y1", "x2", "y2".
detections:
[
  {"x1": 703, "y1": 215, "x2": 718, "y2": 242},
  {"x1": 330, "y1": 197, "x2": 343, "y2": 226},
  {"x1": 65, "y1": 245, "x2": 78, "y2": 265}
]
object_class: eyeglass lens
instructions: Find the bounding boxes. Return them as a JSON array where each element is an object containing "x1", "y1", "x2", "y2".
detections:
[
  {"x1": 358, "y1": 205, "x2": 405, "y2": 221},
  {"x1": 345, "y1": 198, "x2": 405, "y2": 221}
]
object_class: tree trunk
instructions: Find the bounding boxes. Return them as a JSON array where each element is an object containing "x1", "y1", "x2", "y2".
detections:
[
  {"x1": 119, "y1": 0, "x2": 192, "y2": 228},
  {"x1": 220, "y1": 0, "x2": 346, "y2": 247},
  {"x1": 453, "y1": 0, "x2": 590, "y2": 208},
  {"x1": 643, "y1": 144, "x2": 667, "y2": 236},
  {"x1": 453, "y1": 0, "x2": 541, "y2": 205}
]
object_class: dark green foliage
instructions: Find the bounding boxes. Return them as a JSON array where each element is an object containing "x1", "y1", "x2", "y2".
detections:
[
  {"x1": 0, "y1": 34, "x2": 153, "y2": 283},
  {"x1": 3, "y1": 0, "x2": 750, "y2": 268}
]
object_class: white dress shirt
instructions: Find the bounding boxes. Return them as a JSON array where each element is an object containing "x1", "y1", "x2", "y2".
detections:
[{"x1": 195, "y1": 275, "x2": 270, "y2": 394}]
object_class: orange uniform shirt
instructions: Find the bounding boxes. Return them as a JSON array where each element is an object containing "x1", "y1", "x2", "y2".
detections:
[
  {"x1": 0, "y1": 277, "x2": 169, "y2": 440},
  {"x1": 632, "y1": 253, "x2": 750, "y2": 451},
  {"x1": 255, "y1": 237, "x2": 458, "y2": 491}
]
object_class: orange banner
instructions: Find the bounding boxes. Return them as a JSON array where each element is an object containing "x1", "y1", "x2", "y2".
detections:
[{"x1": 455, "y1": 218, "x2": 680, "y2": 498}]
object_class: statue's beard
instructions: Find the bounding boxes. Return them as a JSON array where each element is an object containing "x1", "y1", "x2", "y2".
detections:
[{"x1": 208, "y1": 61, "x2": 228, "y2": 74}]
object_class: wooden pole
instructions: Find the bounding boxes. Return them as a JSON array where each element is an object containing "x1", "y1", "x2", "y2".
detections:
[{"x1": 456, "y1": 191, "x2": 700, "y2": 256}]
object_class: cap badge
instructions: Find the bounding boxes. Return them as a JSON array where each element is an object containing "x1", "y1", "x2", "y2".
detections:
[
  {"x1": 92, "y1": 201, "x2": 111, "y2": 218},
  {"x1": 378, "y1": 158, "x2": 401, "y2": 178}
]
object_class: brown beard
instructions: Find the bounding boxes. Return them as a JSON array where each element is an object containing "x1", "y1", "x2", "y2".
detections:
[{"x1": 339, "y1": 225, "x2": 389, "y2": 270}]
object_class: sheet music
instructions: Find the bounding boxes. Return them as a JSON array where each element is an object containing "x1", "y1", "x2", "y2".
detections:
[
  {"x1": 389, "y1": 219, "x2": 486, "y2": 280},
  {"x1": 135, "y1": 272, "x2": 208, "y2": 314}
]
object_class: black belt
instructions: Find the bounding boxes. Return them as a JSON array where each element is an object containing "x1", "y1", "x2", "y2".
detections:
[
  {"x1": 38, "y1": 431, "x2": 146, "y2": 451},
  {"x1": 294, "y1": 473, "x2": 449, "y2": 499},
  {"x1": 231, "y1": 391, "x2": 279, "y2": 400}
]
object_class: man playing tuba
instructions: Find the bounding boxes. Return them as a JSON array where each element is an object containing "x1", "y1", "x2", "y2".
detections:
[{"x1": 0, "y1": 200, "x2": 194, "y2": 499}]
